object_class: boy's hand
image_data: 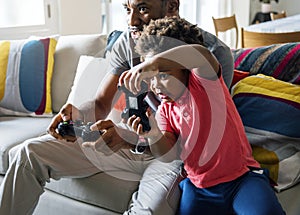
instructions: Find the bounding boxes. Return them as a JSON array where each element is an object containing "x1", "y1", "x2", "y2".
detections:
[
  {"x1": 127, "y1": 110, "x2": 162, "y2": 142},
  {"x1": 119, "y1": 59, "x2": 159, "y2": 94}
]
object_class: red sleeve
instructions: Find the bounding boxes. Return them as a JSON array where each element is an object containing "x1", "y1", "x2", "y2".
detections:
[{"x1": 155, "y1": 105, "x2": 174, "y2": 133}]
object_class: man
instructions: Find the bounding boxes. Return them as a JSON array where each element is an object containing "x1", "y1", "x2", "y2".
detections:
[{"x1": 0, "y1": 0, "x2": 234, "y2": 214}]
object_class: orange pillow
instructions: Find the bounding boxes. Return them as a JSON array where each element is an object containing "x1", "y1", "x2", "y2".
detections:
[
  {"x1": 114, "y1": 92, "x2": 126, "y2": 112},
  {"x1": 231, "y1": 69, "x2": 250, "y2": 88}
]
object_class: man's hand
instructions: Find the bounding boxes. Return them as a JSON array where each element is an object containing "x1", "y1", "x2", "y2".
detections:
[
  {"x1": 82, "y1": 120, "x2": 139, "y2": 156},
  {"x1": 47, "y1": 103, "x2": 83, "y2": 141}
]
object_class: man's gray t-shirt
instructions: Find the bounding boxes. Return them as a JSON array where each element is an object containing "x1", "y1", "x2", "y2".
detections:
[{"x1": 107, "y1": 29, "x2": 234, "y2": 88}]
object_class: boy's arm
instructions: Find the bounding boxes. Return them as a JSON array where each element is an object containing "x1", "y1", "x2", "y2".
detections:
[
  {"x1": 200, "y1": 29, "x2": 234, "y2": 88},
  {"x1": 148, "y1": 130, "x2": 179, "y2": 162},
  {"x1": 152, "y1": 44, "x2": 220, "y2": 78},
  {"x1": 119, "y1": 44, "x2": 220, "y2": 94}
]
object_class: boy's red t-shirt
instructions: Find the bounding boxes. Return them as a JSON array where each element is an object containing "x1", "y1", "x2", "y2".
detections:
[{"x1": 156, "y1": 71, "x2": 259, "y2": 188}]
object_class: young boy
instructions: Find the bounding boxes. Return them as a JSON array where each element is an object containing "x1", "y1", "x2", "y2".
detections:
[{"x1": 119, "y1": 17, "x2": 285, "y2": 214}]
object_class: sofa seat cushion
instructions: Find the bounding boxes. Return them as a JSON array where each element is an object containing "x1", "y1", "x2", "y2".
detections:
[
  {"x1": 276, "y1": 183, "x2": 300, "y2": 215},
  {"x1": 45, "y1": 172, "x2": 139, "y2": 213},
  {"x1": 0, "y1": 116, "x2": 51, "y2": 173}
]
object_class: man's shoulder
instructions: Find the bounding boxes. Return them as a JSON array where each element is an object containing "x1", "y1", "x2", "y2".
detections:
[{"x1": 107, "y1": 30, "x2": 127, "y2": 50}]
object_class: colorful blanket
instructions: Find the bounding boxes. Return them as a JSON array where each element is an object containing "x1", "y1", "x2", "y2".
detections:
[
  {"x1": 232, "y1": 43, "x2": 300, "y2": 84},
  {"x1": 232, "y1": 74, "x2": 300, "y2": 192}
]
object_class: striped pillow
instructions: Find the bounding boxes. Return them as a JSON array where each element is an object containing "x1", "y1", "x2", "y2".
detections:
[
  {"x1": 0, "y1": 37, "x2": 57, "y2": 116},
  {"x1": 232, "y1": 74, "x2": 300, "y2": 191}
]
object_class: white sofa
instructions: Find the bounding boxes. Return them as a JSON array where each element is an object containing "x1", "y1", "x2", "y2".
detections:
[
  {"x1": 0, "y1": 33, "x2": 139, "y2": 215},
  {"x1": 0, "y1": 33, "x2": 299, "y2": 214}
]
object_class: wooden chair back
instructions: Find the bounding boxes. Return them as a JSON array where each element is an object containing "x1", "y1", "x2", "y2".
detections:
[
  {"x1": 241, "y1": 27, "x2": 300, "y2": 48},
  {"x1": 270, "y1": 11, "x2": 287, "y2": 21},
  {"x1": 212, "y1": 14, "x2": 238, "y2": 48}
]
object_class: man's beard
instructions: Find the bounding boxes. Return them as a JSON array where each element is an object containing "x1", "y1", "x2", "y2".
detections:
[{"x1": 128, "y1": 26, "x2": 141, "y2": 42}]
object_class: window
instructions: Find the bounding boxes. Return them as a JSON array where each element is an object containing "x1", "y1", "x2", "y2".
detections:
[
  {"x1": 103, "y1": 0, "x2": 200, "y2": 34},
  {"x1": 103, "y1": 0, "x2": 233, "y2": 46},
  {"x1": 101, "y1": 0, "x2": 127, "y2": 34},
  {"x1": 0, "y1": 0, "x2": 59, "y2": 40}
]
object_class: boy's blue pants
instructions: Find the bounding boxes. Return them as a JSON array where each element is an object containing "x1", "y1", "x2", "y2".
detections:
[{"x1": 177, "y1": 169, "x2": 285, "y2": 215}]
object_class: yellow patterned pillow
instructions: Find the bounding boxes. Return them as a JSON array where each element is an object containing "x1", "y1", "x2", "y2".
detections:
[{"x1": 0, "y1": 37, "x2": 57, "y2": 116}]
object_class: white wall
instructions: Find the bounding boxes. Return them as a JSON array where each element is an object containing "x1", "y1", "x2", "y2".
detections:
[
  {"x1": 249, "y1": 0, "x2": 300, "y2": 25},
  {"x1": 58, "y1": 0, "x2": 102, "y2": 35},
  {"x1": 284, "y1": 0, "x2": 300, "y2": 16},
  {"x1": 233, "y1": 0, "x2": 250, "y2": 27}
]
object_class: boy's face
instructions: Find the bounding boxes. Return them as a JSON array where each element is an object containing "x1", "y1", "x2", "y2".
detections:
[
  {"x1": 150, "y1": 69, "x2": 188, "y2": 103},
  {"x1": 123, "y1": 0, "x2": 168, "y2": 40}
]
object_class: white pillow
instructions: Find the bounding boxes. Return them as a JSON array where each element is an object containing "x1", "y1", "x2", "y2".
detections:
[
  {"x1": 52, "y1": 34, "x2": 107, "y2": 113},
  {"x1": 67, "y1": 55, "x2": 121, "y2": 123}
]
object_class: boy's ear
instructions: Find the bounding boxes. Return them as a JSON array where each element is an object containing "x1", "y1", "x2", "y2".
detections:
[{"x1": 166, "y1": 0, "x2": 179, "y2": 16}]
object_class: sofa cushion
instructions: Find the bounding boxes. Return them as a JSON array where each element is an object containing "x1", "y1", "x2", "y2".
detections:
[
  {"x1": 232, "y1": 43, "x2": 300, "y2": 84},
  {"x1": 51, "y1": 34, "x2": 107, "y2": 113},
  {"x1": 67, "y1": 55, "x2": 110, "y2": 107},
  {"x1": 0, "y1": 37, "x2": 57, "y2": 116},
  {"x1": 0, "y1": 116, "x2": 52, "y2": 173},
  {"x1": 230, "y1": 69, "x2": 250, "y2": 89},
  {"x1": 67, "y1": 54, "x2": 122, "y2": 123},
  {"x1": 232, "y1": 74, "x2": 300, "y2": 191},
  {"x1": 45, "y1": 172, "x2": 139, "y2": 213}
]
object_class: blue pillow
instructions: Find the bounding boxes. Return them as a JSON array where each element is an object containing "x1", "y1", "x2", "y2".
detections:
[{"x1": 0, "y1": 37, "x2": 57, "y2": 116}]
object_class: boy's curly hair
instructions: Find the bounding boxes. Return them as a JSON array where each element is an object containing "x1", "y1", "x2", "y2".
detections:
[{"x1": 135, "y1": 16, "x2": 203, "y2": 57}]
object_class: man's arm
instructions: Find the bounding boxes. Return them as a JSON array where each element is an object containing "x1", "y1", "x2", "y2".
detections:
[
  {"x1": 48, "y1": 32, "x2": 131, "y2": 144},
  {"x1": 79, "y1": 31, "x2": 132, "y2": 122},
  {"x1": 79, "y1": 73, "x2": 120, "y2": 122}
]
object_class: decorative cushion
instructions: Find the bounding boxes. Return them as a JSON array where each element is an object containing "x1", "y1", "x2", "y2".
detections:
[
  {"x1": 67, "y1": 55, "x2": 110, "y2": 107},
  {"x1": 232, "y1": 43, "x2": 300, "y2": 84},
  {"x1": 230, "y1": 69, "x2": 250, "y2": 89},
  {"x1": 67, "y1": 54, "x2": 121, "y2": 123},
  {"x1": 232, "y1": 74, "x2": 300, "y2": 191},
  {"x1": 0, "y1": 37, "x2": 57, "y2": 116},
  {"x1": 51, "y1": 34, "x2": 107, "y2": 113}
]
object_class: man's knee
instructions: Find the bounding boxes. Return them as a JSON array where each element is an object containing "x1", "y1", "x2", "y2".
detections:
[
  {"x1": 8, "y1": 144, "x2": 22, "y2": 163},
  {"x1": 9, "y1": 137, "x2": 47, "y2": 166}
]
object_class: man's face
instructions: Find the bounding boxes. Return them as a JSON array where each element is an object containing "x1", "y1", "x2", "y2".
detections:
[{"x1": 123, "y1": 0, "x2": 168, "y2": 39}]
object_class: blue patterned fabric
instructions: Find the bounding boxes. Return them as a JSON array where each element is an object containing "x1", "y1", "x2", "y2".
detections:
[{"x1": 232, "y1": 43, "x2": 300, "y2": 84}]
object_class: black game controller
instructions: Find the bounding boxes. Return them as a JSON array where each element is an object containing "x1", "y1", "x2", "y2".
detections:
[
  {"x1": 58, "y1": 120, "x2": 102, "y2": 142},
  {"x1": 118, "y1": 81, "x2": 151, "y2": 132}
]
